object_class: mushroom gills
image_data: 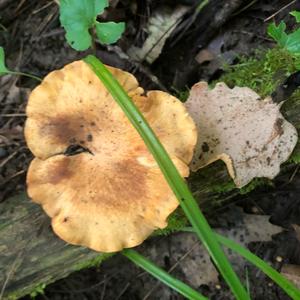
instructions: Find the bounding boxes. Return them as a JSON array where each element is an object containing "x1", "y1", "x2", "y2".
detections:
[{"x1": 64, "y1": 144, "x2": 93, "y2": 156}]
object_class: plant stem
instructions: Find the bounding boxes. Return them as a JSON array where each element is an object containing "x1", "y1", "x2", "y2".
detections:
[
  {"x1": 8, "y1": 71, "x2": 42, "y2": 82},
  {"x1": 123, "y1": 249, "x2": 207, "y2": 300},
  {"x1": 84, "y1": 55, "x2": 250, "y2": 300}
]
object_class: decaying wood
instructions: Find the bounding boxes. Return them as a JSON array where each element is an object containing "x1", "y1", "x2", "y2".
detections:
[
  {"x1": 0, "y1": 194, "x2": 102, "y2": 299},
  {"x1": 0, "y1": 165, "x2": 240, "y2": 300}
]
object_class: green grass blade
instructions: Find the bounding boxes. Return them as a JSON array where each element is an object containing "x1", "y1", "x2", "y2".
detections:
[
  {"x1": 123, "y1": 249, "x2": 207, "y2": 300},
  {"x1": 216, "y1": 233, "x2": 300, "y2": 299},
  {"x1": 84, "y1": 55, "x2": 249, "y2": 300},
  {"x1": 7, "y1": 71, "x2": 42, "y2": 81},
  {"x1": 182, "y1": 227, "x2": 300, "y2": 299}
]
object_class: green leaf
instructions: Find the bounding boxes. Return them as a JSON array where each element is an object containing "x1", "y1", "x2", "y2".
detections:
[
  {"x1": 286, "y1": 28, "x2": 300, "y2": 53},
  {"x1": 267, "y1": 21, "x2": 288, "y2": 47},
  {"x1": 0, "y1": 46, "x2": 10, "y2": 75},
  {"x1": 59, "y1": 0, "x2": 109, "y2": 51},
  {"x1": 290, "y1": 11, "x2": 300, "y2": 23},
  {"x1": 95, "y1": 21, "x2": 125, "y2": 44},
  {"x1": 267, "y1": 20, "x2": 300, "y2": 55}
]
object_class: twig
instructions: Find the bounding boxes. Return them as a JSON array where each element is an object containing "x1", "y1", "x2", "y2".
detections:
[
  {"x1": 32, "y1": 1, "x2": 55, "y2": 14},
  {"x1": 0, "y1": 113, "x2": 26, "y2": 117},
  {"x1": 264, "y1": 0, "x2": 297, "y2": 22},
  {"x1": 0, "y1": 149, "x2": 19, "y2": 168},
  {"x1": 100, "y1": 275, "x2": 107, "y2": 300},
  {"x1": 288, "y1": 165, "x2": 300, "y2": 183},
  {"x1": 0, "y1": 251, "x2": 23, "y2": 300},
  {"x1": 1, "y1": 170, "x2": 26, "y2": 185},
  {"x1": 115, "y1": 282, "x2": 131, "y2": 300}
]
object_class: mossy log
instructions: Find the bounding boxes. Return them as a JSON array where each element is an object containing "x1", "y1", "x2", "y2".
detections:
[
  {"x1": 1, "y1": 49, "x2": 300, "y2": 299},
  {"x1": 0, "y1": 169, "x2": 230, "y2": 300}
]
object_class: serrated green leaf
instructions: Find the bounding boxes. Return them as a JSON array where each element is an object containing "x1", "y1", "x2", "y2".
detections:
[
  {"x1": 290, "y1": 11, "x2": 300, "y2": 23},
  {"x1": 59, "y1": 0, "x2": 109, "y2": 51},
  {"x1": 0, "y1": 46, "x2": 10, "y2": 75},
  {"x1": 95, "y1": 21, "x2": 125, "y2": 44},
  {"x1": 267, "y1": 21, "x2": 288, "y2": 47}
]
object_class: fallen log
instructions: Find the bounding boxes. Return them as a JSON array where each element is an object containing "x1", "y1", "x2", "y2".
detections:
[{"x1": 0, "y1": 164, "x2": 236, "y2": 299}]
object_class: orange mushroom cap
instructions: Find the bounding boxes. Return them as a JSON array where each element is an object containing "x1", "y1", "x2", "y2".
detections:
[{"x1": 25, "y1": 61, "x2": 197, "y2": 252}]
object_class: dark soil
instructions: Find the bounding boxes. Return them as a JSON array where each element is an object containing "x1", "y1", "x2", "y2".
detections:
[{"x1": 1, "y1": 0, "x2": 300, "y2": 299}]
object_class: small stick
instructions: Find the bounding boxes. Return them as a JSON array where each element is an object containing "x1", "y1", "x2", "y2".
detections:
[{"x1": 264, "y1": 0, "x2": 297, "y2": 22}]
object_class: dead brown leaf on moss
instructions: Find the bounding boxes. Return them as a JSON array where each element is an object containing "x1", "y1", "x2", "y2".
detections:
[{"x1": 185, "y1": 82, "x2": 298, "y2": 187}]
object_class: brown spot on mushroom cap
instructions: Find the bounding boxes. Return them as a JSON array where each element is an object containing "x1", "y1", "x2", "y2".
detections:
[
  {"x1": 25, "y1": 61, "x2": 196, "y2": 252},
  {"x1": 185, "y1": 81, "x2": 298, "y2": 187}
]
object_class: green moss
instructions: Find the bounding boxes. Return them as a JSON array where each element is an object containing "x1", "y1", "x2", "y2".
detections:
[
  {"x1": 29, "y1": 283, "x2": 46, "y2": 299},
  {"x1": 220, "y1": 47, "x2": 300, "y2": 97},
  {"x1": 173, "y1": 88, "x2": 190, "y2": 102},
  {"x1": 220, "y1": 47, "x2": 300, "y2": 164},
  {"x1": 74, "y1": 253, "x2": 114, "y2": 271},
  {"x1": 154, "y1": 208, "x2": 188, "y2": 236},
  {"x1": 6, "y1": 283, "x2": 47, "y2": 300},
  {"x1": 238, "y1": 178, "x2": 273, "y2": 195}
]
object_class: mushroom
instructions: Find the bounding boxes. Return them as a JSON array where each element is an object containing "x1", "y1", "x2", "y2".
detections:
[
  {"x1": 185, "y1": 82, "x2": 298, "y2": 187},
  {"x1": 25, "y1": 61, "x2": 197, "y2": 252}
]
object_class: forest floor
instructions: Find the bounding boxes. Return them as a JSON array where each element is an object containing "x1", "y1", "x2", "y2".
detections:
[{"x1": 1, "y1": 0, "x2": 300, "y2": 299}]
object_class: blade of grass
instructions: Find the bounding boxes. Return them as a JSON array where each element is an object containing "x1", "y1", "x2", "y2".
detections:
[
  {"x1": 7, "y1": 71, "x2": 42, "y2": 82},
  {"x1": 84, "y1": 55, "x2": 249, "y2": 300},
  {"x1": 183, "y1": 227, "x2": 300, "y2": 299},
  {"x1": 123, "y1": 249, "x2": 208, "y2": 300},
  {"x1": 216, "y1": 233, "x2": 300, "y2": 299}
]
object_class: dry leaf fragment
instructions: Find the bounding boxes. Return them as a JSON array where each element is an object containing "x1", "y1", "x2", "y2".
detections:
[
  {"x1": 127, "y1": 6, "x2": 189, "y2": 63},
  {"x1": 185, "y1": 82, "x2": 298, "y2": 187},
  {"x1": 25, "y1": 61, "x2": 197, "y2": 252},
  {"x1": 281, "y1": 264, "x2": 300, "y2": 289}
]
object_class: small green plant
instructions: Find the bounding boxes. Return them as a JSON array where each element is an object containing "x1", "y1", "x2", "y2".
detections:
[
  {"x1": 29, "y1": 283, "x2": 46, "y2": 299},
  {"x1": 267, "y1": 11, "x2": 300, "y2": 55},
  {"x1": 59, "y1": 0, "x2": 125, "y2": 51},
  {"x1": 0, "y1": 46, "x2": 41, "y2": 81}
]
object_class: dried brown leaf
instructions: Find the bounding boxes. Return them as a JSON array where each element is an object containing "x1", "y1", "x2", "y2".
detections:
[
  {"x1": 281, "y1": 264, "x2": 300, "y2": 289},
  {"x1": 185, "y1": 82, "x2": 298, "y2": 187}
]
